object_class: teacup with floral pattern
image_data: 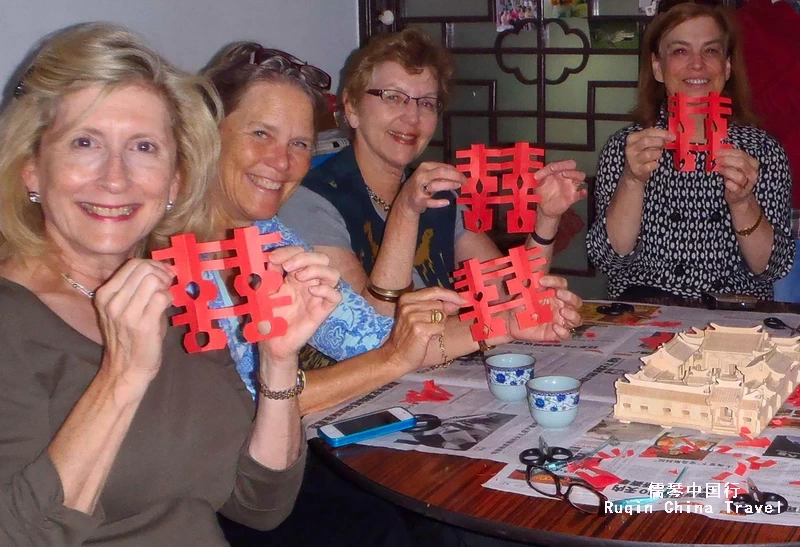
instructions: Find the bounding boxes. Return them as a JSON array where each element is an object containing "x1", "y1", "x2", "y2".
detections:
[
  {"x1": 526, "y1": 375, "x2": 581, "y2": 429},
  {"x1": 484, "y1": 353, "x2": 536, "y2": 401}
]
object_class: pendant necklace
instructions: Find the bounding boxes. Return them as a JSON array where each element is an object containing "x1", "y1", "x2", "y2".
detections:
[{"x1": 61, "y1": 273, "x2": 96, "y2": 299}]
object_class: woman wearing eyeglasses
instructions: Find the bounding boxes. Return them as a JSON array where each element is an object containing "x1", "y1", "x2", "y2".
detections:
[
  {"x1": 279, "y1": 27, "x2": 587, "y2": 317},
  {"x1": 587, "y1": 0, "x2": 793, "y2": 300}
]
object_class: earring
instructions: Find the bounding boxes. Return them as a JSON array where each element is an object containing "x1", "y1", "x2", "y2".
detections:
[
  {"x1": 27, "y1": 191, "x2": 40, "y2": 204},
  {"x1": 166, "y1": 200, "x2": 174, "y2": 212}
]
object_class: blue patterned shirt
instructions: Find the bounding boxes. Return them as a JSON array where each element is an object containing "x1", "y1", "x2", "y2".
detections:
[{"x1": 206, "y1": 217, "x2": 394, "y2": 397}]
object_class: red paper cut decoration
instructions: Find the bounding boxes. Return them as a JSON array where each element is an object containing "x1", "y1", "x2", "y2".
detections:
[
  {"x1": 665, "y1": 92, "x2": 732, "y2": 172},
  {"x1": 151, "y1": 226, "x2": 291, "y2": 353},
  {"x1": 455, "y1": 142, "x2": 544, "y2": 233},
  {"x1": 453, "y1": 245, "x2": 555, "y2": 342},
  {"x1": 403, "y1": 380, "x2": 454, "y2": 404}
]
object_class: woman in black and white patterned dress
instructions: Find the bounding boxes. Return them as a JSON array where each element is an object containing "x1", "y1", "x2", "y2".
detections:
[{"x1": 587, "y1": 1, "x2": 793, "y2": 300}]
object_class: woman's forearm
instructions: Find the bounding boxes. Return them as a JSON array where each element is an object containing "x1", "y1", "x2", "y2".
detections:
[
  {"x1": 299, "y1": 346, "x2": 407, "y2": 416},
  {"x1": 606, "y1": 173, "x2": 647, "y2": 255},
  {"x1": 730, "y1": 197, "x2": 774, "y2": 274},
  {"x1": 249, "y1": 360, "x2": 303, "y2": 469},
  {"x1": 362, "y1": 208, "x2": 420, "y2": 315},
  {"x1": 47, "y1": 368, "x2": 148, "y2": 514}
]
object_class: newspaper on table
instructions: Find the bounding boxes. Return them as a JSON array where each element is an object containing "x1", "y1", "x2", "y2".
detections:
[{"x1": 304, "y1": 301, "x2": 800, "y2": 526}]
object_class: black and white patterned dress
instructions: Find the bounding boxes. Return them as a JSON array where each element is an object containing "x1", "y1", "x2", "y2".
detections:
[{"x1": 587, "y1": 112, "x2": 794, "y2": 299}]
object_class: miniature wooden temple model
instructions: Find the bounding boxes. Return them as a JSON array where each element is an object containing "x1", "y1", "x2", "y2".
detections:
[{"x1": 614, "y1": 324, "x2": 800, "y2": 436}]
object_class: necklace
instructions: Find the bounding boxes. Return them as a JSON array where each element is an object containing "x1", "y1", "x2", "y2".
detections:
[
  {"x1": 365, "y1": 185, "x2": 391, "y2": 213},
  {"x1": 61, "y1": 273, "x2": 96, "y2": 299}
]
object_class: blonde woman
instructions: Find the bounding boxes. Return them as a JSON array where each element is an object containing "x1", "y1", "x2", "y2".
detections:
[{"x1": 0, "y1": 23, "x2": 338, "y2": 545}]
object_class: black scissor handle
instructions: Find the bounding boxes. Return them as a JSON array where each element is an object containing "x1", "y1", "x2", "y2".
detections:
[
  {"x1": 519, "y1": 448, "x2": 546, "y2": 467},
  {"x1": 730, "y1": 493, "x2": 757, "y2": 514},
  {"x1": 764, "y1": 317, "x2": 789, "y2": 330},
  {"x1": 596, "y1": 303, "x2": 634, "y2": 316},
  {"x1": 761, "y1": 492, "x2": 789, "y2": 514},
  {"x1": 731, "y1": 493, "x2": 789, "y2": 515},
  {"x1": 518, "y1": 446, "x2": 574, "y2": 467}
]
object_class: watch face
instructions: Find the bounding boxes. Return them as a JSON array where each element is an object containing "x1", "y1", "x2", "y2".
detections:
[{"x1": 297, "y1": 369, "x2": 306, "y2": 391}]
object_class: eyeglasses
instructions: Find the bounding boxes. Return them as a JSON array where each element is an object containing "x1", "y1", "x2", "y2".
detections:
[
  {"x1": 656, "y1": 0, "x2": 721, "y2": 15},
  {"x1": 365, "y1": 89, "x2": 444, "y2": 115},
  {"x1": 525, "y1": 466, "x2": 608, "y2": 515},
  {"x1": 250, "y1": 48, "x2": 332, "y2": 92}
]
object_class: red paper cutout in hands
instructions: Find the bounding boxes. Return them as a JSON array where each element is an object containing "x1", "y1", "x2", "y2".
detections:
[
  {"x1": 453, "y1": 245, "x2": 555, "y2": 342},
  {"x1": 665, "y1": 92, "x2": 732, "y2": 172},
  {"x1": 455, "y1": 142, "x2": 544, "y2": 233},
  {"x1": 151, "y1": 226, "x2": 291, "y2": 353}
]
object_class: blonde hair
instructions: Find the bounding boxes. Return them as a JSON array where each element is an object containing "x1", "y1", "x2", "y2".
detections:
[{"x1": 0, "y1": 22, "x2": 223, "y2": 259}]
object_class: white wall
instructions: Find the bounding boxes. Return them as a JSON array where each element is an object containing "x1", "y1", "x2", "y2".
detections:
[{"x1": 0, "y1": 0, "x2": 358, "y2": 93}]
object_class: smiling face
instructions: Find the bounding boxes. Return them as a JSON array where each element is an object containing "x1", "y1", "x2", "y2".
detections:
[
  {"x1": 651, "y1": 15, "x2": 731, "y2": 98},
  {"x1": 215, "y1": 81, "x2": 314, "y2": 229},
  {"x1": 345, "y1": 61, "x2": 439, "y2": 173},
  {"x1": 23, "y1": 84, "x2": 179, "y2": 267}
]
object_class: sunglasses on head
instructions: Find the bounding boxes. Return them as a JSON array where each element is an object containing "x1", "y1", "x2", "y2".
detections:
[
  {"x1": 657, "y1": 0, "x2": 721, "y2": 14},
  {"x1": 249, "y1": 48, "x2": 332, "y2": 92}
]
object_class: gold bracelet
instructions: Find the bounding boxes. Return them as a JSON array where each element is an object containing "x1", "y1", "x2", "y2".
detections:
[
  {"x1": 366, "y1": 280, "x2": 414, "y2": 303},
  {"x1": 734, "y1": 206, "x2": 764, "y2": 237},
  {"x1": 435, "y1": 334, "x2": 454, "y2": 369},
  {"x1": 258, "y1": 370, "x2": 306, "y2": 400}
]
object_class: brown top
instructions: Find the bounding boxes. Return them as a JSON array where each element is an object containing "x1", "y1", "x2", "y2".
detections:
[{"x1": 0, "y1": 277, "x2": 306, "y2": 546}]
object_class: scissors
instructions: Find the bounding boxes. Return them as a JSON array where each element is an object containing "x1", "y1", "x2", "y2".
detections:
[
  {"x1": 763, "y1": 317, "x2": 800, "y2": 337},
  {"x1": 730, "y1": 478, "x2": 788, "y2": 515},
  {"x1": 611, "y1": 467, "x2": 687, "y2": 509},
  {"x1": 519, "y1": 436, "x2": 574, "y2": 470},
  {"x1": 596, "y1": 302, "x2": 635, "y2": 316}
]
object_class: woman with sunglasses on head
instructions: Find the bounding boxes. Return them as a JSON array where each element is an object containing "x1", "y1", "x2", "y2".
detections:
[
  {"x1": 0, "y1": 23, "x2": 332, "y2": 546},
  {"x1": 200, "y1": 41, "x2": 583, "y2": 547},
  {"x1": 587, "y1": 0, "x2": 793, "y2": 300},
  {"x1": 279, "y1": 27, "x2": 587, "y2": 316}
]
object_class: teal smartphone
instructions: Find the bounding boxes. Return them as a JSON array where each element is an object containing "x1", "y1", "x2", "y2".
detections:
[{"x1": 318, "y1": 407, "x2": 417, "y2": 448}]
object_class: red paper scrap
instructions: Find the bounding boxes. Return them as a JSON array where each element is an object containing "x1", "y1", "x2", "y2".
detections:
[
  {"x1": 787, "y1": 385, "x2": 800, "y2": 407},
  {"x1": 713, "y1": 472, "x2": 733, "y2": 481},
  {"x1": 639, "y1": 447, "x2": 659, "y2": 458},
  {"x1": 669, "y1": 469, "x2": 680, "y2": 475},
  {"x1": 644, "y1": 321, "x2": 682, "y2": 327},
  {"x1": 734, "y1": 462, "x2": 748, "y2": 476},
  {"x1": 453, "y1": 245, "x2": 554, "y2": 342},
  {"x1": 716, "y1": 445, "x2": 733, "y2": 454},
  {"x1": 626, "y1": 449, "x2": 635, "y2": 457},
  {"x1": 664, "y1": 92, "x2": 732, "y2": 172},
  {"x1": 597, "y1": 451, "x2": 611, "y2": 459},
  {"x1": 574, "y1": 465, "x2": 622, "y2": 490},
  {"x1": 790, "y1": 481, "x2": 800, "y2": 486},
  {"x1": 455, "y1": 143, "x2": 544, "y2": 233},
  {"x1": 586, "y1": 332, "x2": 596, "y2": 338},
  {"x1": 403, "y1": 380, "x2": 453, "y2": 404},
  {"x1": 640, "y1": 332, "x2": 675, "y2": 351},
  {"x1": 151, "y1": 227, "x2": 291, "y2": 353},
  {"x1": 771, "y1": 418, "x2": 787, "y2": 426}
]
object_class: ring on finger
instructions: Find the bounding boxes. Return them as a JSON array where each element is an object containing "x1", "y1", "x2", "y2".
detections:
[
  {"x1": 334, "y1": 280, "x2": 343, "y2": 292},
  {"x1": 422, "y1": 182, "x2": 433, "y2": 196},
  {"x1": 430, "y1": 309, "x2": 444, "y2": 323}
]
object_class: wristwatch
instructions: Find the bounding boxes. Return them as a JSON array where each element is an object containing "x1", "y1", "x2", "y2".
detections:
[{"x1": 258, "y1": 370, "x2": 306, "y2": 400}]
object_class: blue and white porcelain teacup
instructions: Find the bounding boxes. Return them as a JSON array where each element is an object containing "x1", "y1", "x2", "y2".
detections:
[
  {"x1": 526, "y1": 375, "x2": 581, "y2": 429},
  {"x1": 484, "y1": 353, "x2": 536, "y2": 402}
]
